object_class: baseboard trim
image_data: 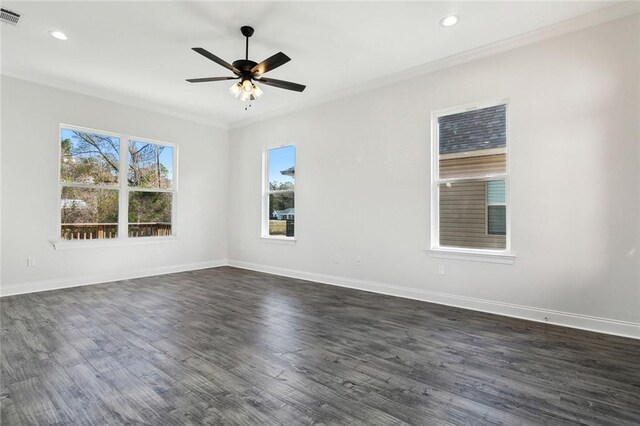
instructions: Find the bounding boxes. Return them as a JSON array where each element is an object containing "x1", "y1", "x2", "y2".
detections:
[
  {"x1": 228, "y1": 260, "x2": 640, "y2": 340},
  {"x1": 4, "y1": 259, "x2": 637, "y2": 339},
  {"x1": 0, "y1": 259, "x2": 228, "y2": 297}
]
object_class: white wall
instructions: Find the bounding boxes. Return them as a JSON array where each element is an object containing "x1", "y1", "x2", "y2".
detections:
[
  {"x1": 228, "y1": 15, "x2": 640, "y2": 337},
  {"x1": 1, "y1": 76, "x2": 228, "y2": 295}
]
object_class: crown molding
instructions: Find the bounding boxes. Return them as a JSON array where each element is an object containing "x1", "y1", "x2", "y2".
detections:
[
  {"x1": 1, "y1": 72, "x2": 229, "y2": 130},
  {"x1": 229, "y1": 2, "x2": 640, "y2": 130}
]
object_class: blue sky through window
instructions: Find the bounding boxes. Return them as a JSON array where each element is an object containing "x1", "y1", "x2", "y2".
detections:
[
  {"x1": 268, "y1": 145, "x2": 295, "y2": 185},
  {"x1": 129, "y1": 140, "x2": 173, "y2": 181}
]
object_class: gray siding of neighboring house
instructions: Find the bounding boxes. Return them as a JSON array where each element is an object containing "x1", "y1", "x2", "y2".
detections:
[{"x1": 439, "y1": 180, "x2": 506, "y2": 249}]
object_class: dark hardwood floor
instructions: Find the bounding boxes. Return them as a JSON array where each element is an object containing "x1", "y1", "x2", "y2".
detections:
[{"x1": 1, "y1": 266, "x2": 639, "y2": 425}]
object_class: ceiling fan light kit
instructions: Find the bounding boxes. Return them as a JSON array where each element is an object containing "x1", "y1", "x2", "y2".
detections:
[
  {"x1": 229, "y1": 79, "x2": 263, "y2": 101},
  {"x1": 187, "y1": 25, "x2": 305, "y2": 104}
]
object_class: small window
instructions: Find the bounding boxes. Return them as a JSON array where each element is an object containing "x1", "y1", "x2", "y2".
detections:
[
  {"x1": 432, "y1": 102, "x2": 509, "y2": 251},
  {"x1": 263, "y1": 145, "x2": 295, "y2": 238},
  {"x1": 59, "y1": 126, "x2": 176, "y2": 241}
]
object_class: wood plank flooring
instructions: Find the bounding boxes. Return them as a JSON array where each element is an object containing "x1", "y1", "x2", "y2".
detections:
[{"x1": 1, "y1": 266, "x2": 639, "y2": 425}]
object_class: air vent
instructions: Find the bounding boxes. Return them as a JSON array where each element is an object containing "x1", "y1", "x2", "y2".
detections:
[{"x1": 0, "y1": 8, "x2": 21, "y2": 25}]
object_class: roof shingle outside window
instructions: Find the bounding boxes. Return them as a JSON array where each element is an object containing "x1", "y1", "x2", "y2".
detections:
[{"x1": 439, "y1": 105, "x2": 506, "y2": 154}]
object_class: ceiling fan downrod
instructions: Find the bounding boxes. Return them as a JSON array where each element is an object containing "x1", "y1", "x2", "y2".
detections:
[{"x1": 240, "y1": 26, "x2": 254, "y2": 61}]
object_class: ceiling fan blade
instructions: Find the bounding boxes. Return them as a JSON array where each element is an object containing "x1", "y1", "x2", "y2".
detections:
[
  {"x1": 192, "y1": 47, "x2": 240, "y2": 74},
  {"x1": 251, "y1": 52, "x2": 291, "y2": 76},
  {"x1": 257, "y1": 77, "x2": 306, "y2": 92},
  {"x1": 186, "y1": 76, "x2": 239, "y2": 83}
]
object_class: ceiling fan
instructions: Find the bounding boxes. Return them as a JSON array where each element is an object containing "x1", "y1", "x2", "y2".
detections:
[{"x1": 186, "y1": 26, "x2": 306, "y2": 102}]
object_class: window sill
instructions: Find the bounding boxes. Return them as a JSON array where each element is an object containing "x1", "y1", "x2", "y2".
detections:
[
  {"x1": 51, "y1": 236, "x2": 179, "y2": 250},
  {"x1": 426, "y1": 247, "x2": 515, "y2": 264},
  {"x1": 260, "y1": 236, "x2": 297, "y2": 245}
]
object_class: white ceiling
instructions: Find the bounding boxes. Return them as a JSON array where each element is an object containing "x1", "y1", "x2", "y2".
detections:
[{"x1": 0, "y1": 1, "x2": 629, "y2": 127}]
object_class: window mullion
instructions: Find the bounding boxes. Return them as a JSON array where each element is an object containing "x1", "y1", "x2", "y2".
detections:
[
  {"x1": 60, "y1": 182, "x2": 119, "y2": 190},
  {"x1": 437, "y1": 174, "x2": 507, "y2": 184},
  {"x1": 266, "y1": 189, "x2": 295, "y2": 195},
  {"x1": 128, "y1": 187, "x2": 174, "y2": 194},
  {"x1": 118, "y1": 137, "x2": 128, "y2": 239}
]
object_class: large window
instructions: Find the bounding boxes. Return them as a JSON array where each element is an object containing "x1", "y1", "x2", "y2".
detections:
[
  {"x1": 432, "y1": 102, "x2": 509, "y2": 251},
  {"x1": 59, "y1": 125, "x2": 176, "y2": 241},
  {"x1": 263, "y1": 145, "x2": 295, "y2": 238}
]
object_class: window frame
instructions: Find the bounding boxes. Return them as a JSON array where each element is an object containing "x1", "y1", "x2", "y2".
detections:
[
  {"x1": 430, "y1": 99, "x2": 512, "y2": 257},
  {"x1": 57, "y1": 123, "x2": 178, "y2": 245},
  {"x1": 261, "y1": 143, "x2": 296, "y2": 241}
]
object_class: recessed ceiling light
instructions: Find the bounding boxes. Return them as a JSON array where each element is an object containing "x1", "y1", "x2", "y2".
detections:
[
  {"x1": 49, "y1": 30, "x2": 68, "y2": 40},
  {"x1": 440, "y1": 15, "x2": 459, "y2": 27}
]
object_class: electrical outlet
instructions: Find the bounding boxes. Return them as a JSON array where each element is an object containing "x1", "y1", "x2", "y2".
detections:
[
  {"x1": 334, "y1": 254, "x2": 340, "y2": 264},
  {"x1": 355, "y1": 256, "x2": 362, "y2": 266},
  {"x1": 27, "y1": 257, "x2": 36, "y2": 267},
  {"x1": 438, "y1": 264, "x2": 445, "y2": 275}
]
